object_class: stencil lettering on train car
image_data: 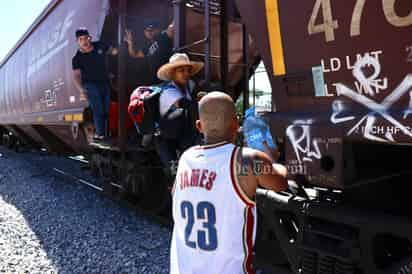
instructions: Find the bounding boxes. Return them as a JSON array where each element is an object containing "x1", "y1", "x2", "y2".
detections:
[
  {"x1": 406, "y1": 46, "x2": 412, "y2": 63},
  {"x1": 286, "y1": 120, "x2": 322, "y2": 163},
  {"x1": 309, "y1": 0, "x2": 412, "y2": 41},
  {"x1": 322, "y1": 50, "x2": 388, "y2": 96},
  {"x1": 332, "y1": 56, "x2": 412, "y2": 142},
  {"x1": 40, "y1": 89, "x2": 57, "y2": 107},
  {"x1": 27, "y1": 10, "x2": 75, "y2": 78}
]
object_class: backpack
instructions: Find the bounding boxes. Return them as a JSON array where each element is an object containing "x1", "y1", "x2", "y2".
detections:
[
  {"x1": 128, "y1": 81, "x2": 199, "y2": 141},
  {"x1": 127, "y1": 82, "x2": 173, "y2": 135}
]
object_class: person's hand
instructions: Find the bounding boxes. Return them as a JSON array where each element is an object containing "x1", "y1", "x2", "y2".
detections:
[
  {"x1": 111, "y1": 47, "x2": 119, "y2": 55},
  {"x1": 166, "y1": 22, "x2": 174, "y2": 38},
  {"x1": 262, "y1": 140, "x2": 279, "y2": 162},
  {"x1": 124, "y1": 29, "x2": 133, "y2": 44},
  {"x1": 168, "y1": 22, "x2": 174, "y2": 31}
]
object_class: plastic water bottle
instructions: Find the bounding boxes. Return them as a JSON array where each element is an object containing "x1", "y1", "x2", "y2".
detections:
[{"x1": 242, "y1": 106, "x2": 277, "y2": 152}]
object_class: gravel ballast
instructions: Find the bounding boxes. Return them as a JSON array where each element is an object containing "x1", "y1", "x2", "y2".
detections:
[{"x1": 0, "y1": 146, "x2": 171, "y2": 274}]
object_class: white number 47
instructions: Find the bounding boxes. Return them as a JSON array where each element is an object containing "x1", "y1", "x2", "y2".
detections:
[{"x1": 308, "y1": 0, "x2": 412, "y2": 43}]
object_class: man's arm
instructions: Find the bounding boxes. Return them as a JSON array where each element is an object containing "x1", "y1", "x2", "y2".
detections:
[
  {"x1": 124, "y1": 29, "x2": 145, "y2": 58},
  {"x1": 251, "y1": 149, "x2": 287, "y2": 191},
  {"x1": 236, "y1": 147, "x2": 288, "y2": 201},
  {"x1": 72, "y1": 69, "x2": 86, "y2": 100},
  {"x1": 165, "y1": 22, "x2": 174, "y2": 39}
]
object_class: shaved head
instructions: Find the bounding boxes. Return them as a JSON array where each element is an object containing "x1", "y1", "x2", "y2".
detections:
[{"x1": 197, "y1": 91, "x2": 238, "y2": 143}]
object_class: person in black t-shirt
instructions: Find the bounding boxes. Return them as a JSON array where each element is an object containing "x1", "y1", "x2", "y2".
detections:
[
  {"x1": 72, "y1": 28, "x2": 118, "y2": 140},
  {"x1": 124, "y1": 20, "x2": 174, "y2": 84}
]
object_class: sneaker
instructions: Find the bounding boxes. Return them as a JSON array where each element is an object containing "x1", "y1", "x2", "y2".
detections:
[{"x1": 93, "y1": 135, "x2": 105, "y2": 141}]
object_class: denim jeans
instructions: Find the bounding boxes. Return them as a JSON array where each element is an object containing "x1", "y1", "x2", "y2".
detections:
[{"x1": 83, "y1": 82, "x2": 110, "y2": 136}]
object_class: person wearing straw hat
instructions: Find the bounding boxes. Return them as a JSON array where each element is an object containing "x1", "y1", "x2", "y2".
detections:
[{"x1": 155, "y1": 53, "x2": 204, "y2": 181}]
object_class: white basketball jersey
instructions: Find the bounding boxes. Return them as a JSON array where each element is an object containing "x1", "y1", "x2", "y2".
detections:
[{"x1": 170, "y1": 142, "x2": 256, "y2": 274}]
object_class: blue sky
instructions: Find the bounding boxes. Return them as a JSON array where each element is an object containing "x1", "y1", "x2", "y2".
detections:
[{"x1": 0, "y1": 0, "x2": 52, "y2": 62}]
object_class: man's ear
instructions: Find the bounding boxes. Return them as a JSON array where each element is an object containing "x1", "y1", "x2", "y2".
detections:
[
  {"x1": 196, "y1": 120, "x2": 203, "y2": 133},
  {"x1": 233, "y1": 117, "x2": 240, "y2": 132}
]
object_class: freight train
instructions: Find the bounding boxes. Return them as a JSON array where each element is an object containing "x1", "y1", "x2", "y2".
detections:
[{"x1": 1, "y1": 0, "x2": 411, "y2": 273}]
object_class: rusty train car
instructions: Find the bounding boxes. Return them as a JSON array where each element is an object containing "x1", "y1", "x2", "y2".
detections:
[
  {"x1": 1, "y1": 0, "x2": 412, "y2": 273},
  {"x1": 0, "y1": 0, "x2": 254, "y2": 211},
  {"x1": 240, "y1": 1, "x2": 412, "y2": 273}
]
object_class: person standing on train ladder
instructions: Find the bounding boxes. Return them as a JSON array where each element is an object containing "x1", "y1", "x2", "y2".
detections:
[
  {"x1": 170, "y1": 91, "x2": 288, "y2": 274},
  {"x1": 124, "y1": 19, "x2": 174, "y2": 84},
  {"x1": 72, "y1": 28, "x2": 118, "y2": 141}
]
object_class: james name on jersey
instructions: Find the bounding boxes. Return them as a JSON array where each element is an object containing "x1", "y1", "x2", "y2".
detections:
[{"x1": 179, "y1": 169, "x2": 217, "y2": 191}]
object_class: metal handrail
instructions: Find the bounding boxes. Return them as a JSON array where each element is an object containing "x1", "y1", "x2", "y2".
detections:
[{"x1": 173, "y1": 38, "x2": 208, "y2": 52}]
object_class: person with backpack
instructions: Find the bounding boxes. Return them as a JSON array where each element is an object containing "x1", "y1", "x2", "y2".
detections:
[{"x1": 153, "y1": 53, "x2": 204, "y2": 181}]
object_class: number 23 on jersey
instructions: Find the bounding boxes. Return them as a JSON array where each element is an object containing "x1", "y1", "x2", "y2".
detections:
[{"x1": 181, "y1": 201, "x2": 218, "y2": 251}]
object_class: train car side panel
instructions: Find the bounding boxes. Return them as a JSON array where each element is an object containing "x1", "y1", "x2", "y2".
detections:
[{"x1": 0, "y1": 0, "x2": 110, "y2": 125}]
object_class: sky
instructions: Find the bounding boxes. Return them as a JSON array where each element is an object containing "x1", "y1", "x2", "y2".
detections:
[{"x1": 0, "y1": 0, "x2": 52, "y2": 62}]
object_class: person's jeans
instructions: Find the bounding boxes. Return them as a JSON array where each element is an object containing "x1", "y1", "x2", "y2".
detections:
[
  {"x1": 83, "y1": 82, "x2": 110, "y2": 136},
  {"x1": 154, "y1": 137, "x2": 190, "y2": 185}
]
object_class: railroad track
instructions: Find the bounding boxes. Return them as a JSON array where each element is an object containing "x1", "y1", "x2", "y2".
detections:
[{"x1": 52, "y1": 163, "x2": 172, "y2": 227}]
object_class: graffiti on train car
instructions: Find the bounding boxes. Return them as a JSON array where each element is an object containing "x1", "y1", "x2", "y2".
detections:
[
  {"x1": 286, "y1": 119, "x2": 322, "y2": 163},
  {"x1": 331, "y1": 55, "x2": 412, "y2": 142},
  {"x1": 286, "y1": 119, "x2": 342, "y2": 180}
]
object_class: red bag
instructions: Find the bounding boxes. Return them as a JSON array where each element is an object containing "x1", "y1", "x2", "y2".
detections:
[{"x1": 128, "y1": 86, "x2": 152, "y2": 124}]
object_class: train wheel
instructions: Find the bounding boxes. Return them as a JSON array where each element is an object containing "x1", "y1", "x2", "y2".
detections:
[
  {"x1": 4, "y1": 134, "x2": 17, "y2": 150},
  {"x1": 2, "y1": 134, "x2": 9, "y2": 147},
  {"x1": 127, "y1": 165, "x2": 171, "y2": 215},
  {"x1": 89, "y1": 154, "x2": 101, "y2": 176}
]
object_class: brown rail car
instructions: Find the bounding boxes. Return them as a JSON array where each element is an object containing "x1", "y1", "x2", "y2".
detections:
[
  {"x1": 0, "y1": 0, "x2": 255, "y2": 154},
  {"x1": 237, "y1": 0, "x2": 412, "y2": 189},
  {"x1": 0, "y1": 0, "x2": 257, "y2": 214},
  {"x1": 2, "y1": 1, "x2": 411, "y2": 273},
  {"x1": 235, "y1": 1, "x2": 412, "y2": 273}
]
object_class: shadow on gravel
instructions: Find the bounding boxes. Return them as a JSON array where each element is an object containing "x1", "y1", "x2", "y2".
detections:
[{"x1": 0, "y1": 148, "x2": 171, "y2": 274}]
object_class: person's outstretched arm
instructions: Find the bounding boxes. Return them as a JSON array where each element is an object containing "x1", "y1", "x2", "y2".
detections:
[
  {"x1": 124, "y1": 29, "x2": 144, "y2": 58},
  {"x1": 165, "y1": 22, "x2": 174, "y2": 39}
]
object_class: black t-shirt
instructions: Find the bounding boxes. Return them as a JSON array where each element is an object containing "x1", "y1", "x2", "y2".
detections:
[
  {"x1": 142, "y1": 32, "x2": 173, "y2": 81},
  {"x1": 72, "y1": 42, "x2": 109, "y2": 83}
]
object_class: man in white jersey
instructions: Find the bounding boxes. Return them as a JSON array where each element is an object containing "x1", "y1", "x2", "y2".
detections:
[{"x1": 170, "y1": 91, "x2": 288, "y2": 274}]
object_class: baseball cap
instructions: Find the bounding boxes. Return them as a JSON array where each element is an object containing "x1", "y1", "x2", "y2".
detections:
[
  {"x1": 143, "y1": 19, "x2": 160, "y2": 30},
  {"x1": 75, "y1": 28, "x2": 89, "y2": 38}
]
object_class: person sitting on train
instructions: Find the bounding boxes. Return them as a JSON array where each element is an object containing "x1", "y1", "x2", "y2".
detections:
[
  {"x1": 155, "y1": 53, "x2": 204, "y2": 181},
  {"x1": 124, "y1": 19, "x2": 174, "y2": 84},
  {"x1": 72, "y1": 28, "x2": 118, "y2": 141}
]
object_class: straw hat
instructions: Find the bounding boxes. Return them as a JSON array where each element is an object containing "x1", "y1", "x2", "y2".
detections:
[{"x1": 157, "y1": 53, "x2": 204, "y2": 81}]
